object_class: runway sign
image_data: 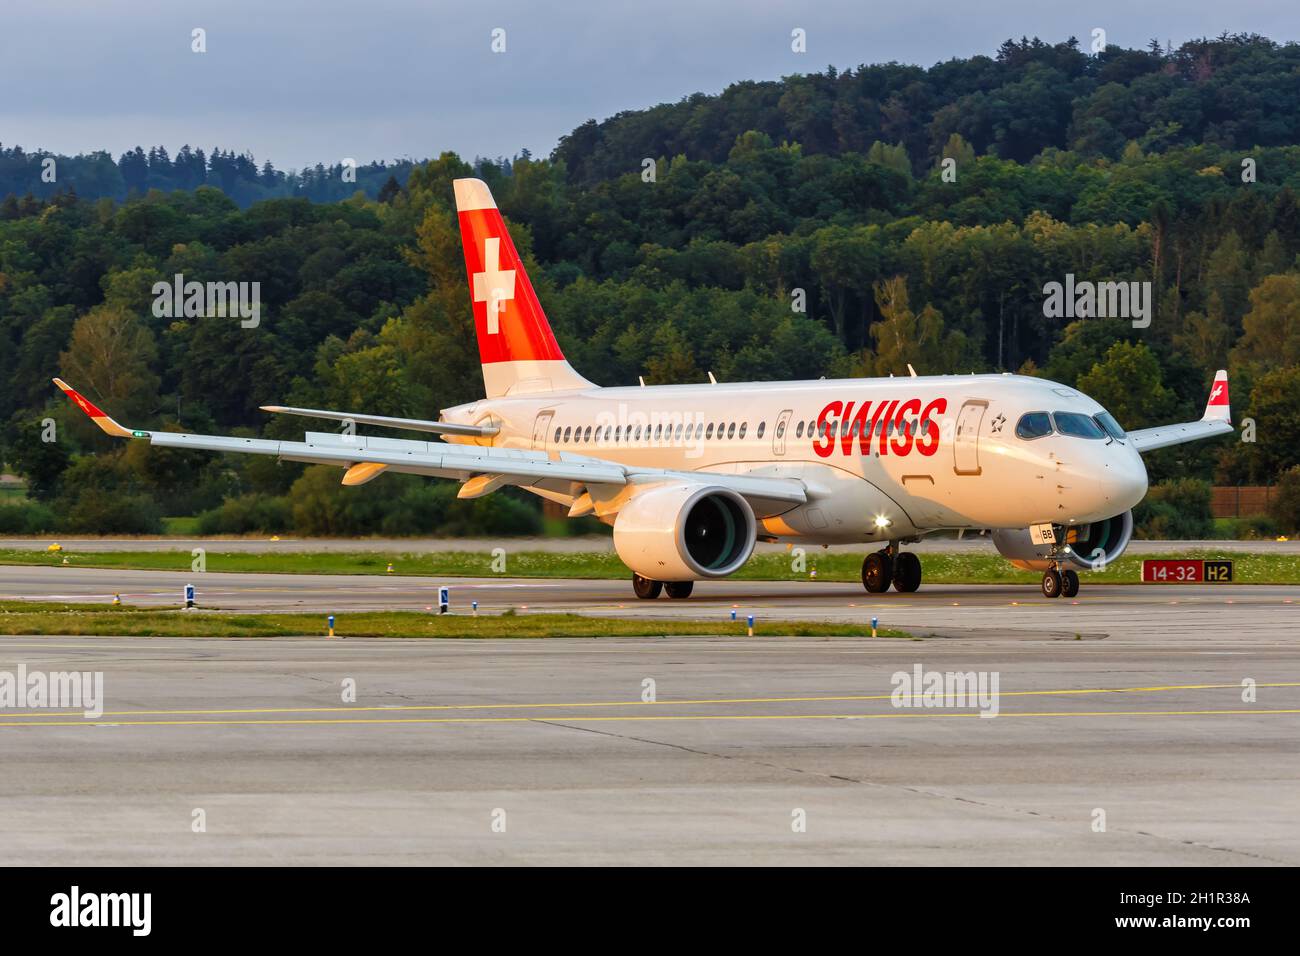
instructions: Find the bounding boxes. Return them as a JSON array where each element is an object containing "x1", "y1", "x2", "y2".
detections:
[{"x1": 1141, "y1": 559, "x2": 1234, "y2": 583}]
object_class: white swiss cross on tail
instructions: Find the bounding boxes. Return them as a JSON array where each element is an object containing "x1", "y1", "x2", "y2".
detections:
[{"x1": 472, "y1": 237, "x2": 515, "y2": 334}]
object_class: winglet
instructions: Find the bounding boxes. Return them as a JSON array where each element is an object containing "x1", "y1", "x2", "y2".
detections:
[
  {"x1": 1202, "y1": 369, "x2": 1230, "y2": 424},
  {"x1": 52, "y1": 378, "x2": 139, "y2": 438}
]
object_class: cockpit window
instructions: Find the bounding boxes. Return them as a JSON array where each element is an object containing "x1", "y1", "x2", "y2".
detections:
[
  {"x1": 1053, "y1": 411, "x2": 1107, "y2": 439},
  {"x1": 1015, "y1": 412, "x2": 1053, "y2": 440},
  {"x1": 1094, "y1": 411, "x2": 1126, "y2": 440}
]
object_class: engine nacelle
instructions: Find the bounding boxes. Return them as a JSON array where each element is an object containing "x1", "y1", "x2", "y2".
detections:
[
  {"x1": 613, "y1": 484, "x2": 757, "y2": 581},
  {"x1": 992, "y1": 511, "x2": 1134, "y2": 572}
]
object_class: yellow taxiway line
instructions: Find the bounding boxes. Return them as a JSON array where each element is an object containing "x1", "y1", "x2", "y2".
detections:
[{"x1": 0, "y1": 681, "x2": 1296, "y2": 720}]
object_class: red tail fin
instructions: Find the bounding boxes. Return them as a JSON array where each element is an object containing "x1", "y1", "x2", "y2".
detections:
[{"x1": 453, "y1": 179, "x2": 589, "y2": 397}]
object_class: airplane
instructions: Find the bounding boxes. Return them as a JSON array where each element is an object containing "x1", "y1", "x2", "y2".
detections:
[{"x1": 55, "y1": 178, "x2": 1235, "y2": 601}]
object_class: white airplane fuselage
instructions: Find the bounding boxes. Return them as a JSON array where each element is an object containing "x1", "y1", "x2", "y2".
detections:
[{"x1": 442, "y1": 371, "x2": 1149, "y2": 544}]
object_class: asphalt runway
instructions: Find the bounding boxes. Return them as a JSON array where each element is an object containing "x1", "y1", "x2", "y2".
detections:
[
  {"x1": 0, "y1": 634, "x2": 1296, "y2": 865},
  {"x1": 1, "y1": 564, "x2": 1296, "y2": 641}
]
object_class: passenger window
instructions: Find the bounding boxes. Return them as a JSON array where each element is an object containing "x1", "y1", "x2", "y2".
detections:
[
  {"x1": 738, "y1": 422, "x2": 747, "y2": 439},
  {"x1": 563, "y1": 426, "x2": 572, "y2": 443},
  {"x1": 706, "y1": 423, "x2": 715, "y2": 439},
  {"x1": 773, "y1": 421, "x2": 783, "y2": 438},
  {"x1": 553, "y1": 427, "x2": 561, "y2": 443},
  {"x1": 726, "y1": 422, "x2": 735, "y2": 439},
  {"x1": 634, "y1": 425, "x2": 642, "y2": 441},
  {"x1": 795, "y1": 421, "x2": 804, "y2": 438},
  {"x1": 1015, "y1": 412, "x2": 1053, "y2": 440}
]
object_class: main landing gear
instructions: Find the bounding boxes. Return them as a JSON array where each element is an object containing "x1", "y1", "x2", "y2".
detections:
[
  {"x1": 861, "y1": 545, "x2": 921, "y2": 594},
  {"x1": 632, "y1": 573, "x2": 694, "y2": 599},
  {"x1": 1041, "y1": 567, "x2": 1080, "y2": 599}
]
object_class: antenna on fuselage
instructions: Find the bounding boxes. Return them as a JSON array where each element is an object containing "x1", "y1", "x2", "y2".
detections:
[
  {"x1": 907, "y1": 364, "x2": 918, "y2": 377},
  {"x1": 638, "y1": 376, "x2": 646, "y2": 387},
  {"x1": 707, "y1": 371, "x2": 717, "y2": 384}
]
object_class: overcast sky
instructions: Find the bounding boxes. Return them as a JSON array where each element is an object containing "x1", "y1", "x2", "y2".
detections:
[{"x1": 2, "y1": 0, "x2": 1294, "y2": 170}]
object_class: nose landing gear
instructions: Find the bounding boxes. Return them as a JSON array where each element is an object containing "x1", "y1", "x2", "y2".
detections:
[
  {"x1": 1040, "y1": 560, "x2": 1081, "y2": 598},
  {"x1": 1060, "y1": 569, "x2": 1080, "y2": 597}
]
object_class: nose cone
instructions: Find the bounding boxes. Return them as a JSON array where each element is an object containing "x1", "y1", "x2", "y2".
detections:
[{"x1": 1100, "y1": 446, "x2": 1148, "y2": 512}]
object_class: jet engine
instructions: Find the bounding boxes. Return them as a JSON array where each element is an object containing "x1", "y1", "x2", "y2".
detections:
[
  {"x1": 992, "y1": 511, "x2": 1134, "y2": 572},
  {"x1": 613, "y1": 484, "x2": 757, "y2": 581}
]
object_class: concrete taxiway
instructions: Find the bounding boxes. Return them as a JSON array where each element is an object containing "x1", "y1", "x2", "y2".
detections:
[
  {"x1": 2, "y1": 560, "x2": 1298, "y2": 865},
  {"x1": 1, "y1": 564, "x2": 1296, "y2": 641},
  {"x1": 0, "y1": 634, "x2": 1296, "y2": 865}
]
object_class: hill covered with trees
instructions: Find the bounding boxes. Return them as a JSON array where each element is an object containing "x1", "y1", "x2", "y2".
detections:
[{"x1": 3, "y1": 34, "x2": 1299, "y2": 537}]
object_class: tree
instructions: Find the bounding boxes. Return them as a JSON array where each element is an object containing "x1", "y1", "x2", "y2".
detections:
[
  {"x1": 377, "y1": 174, "x2": 402, "y2": 204},
  {"x1": 1203, "y1": 231, "x2": 1252, "y2": 324},
  {"x1": 1231, "y1": 274, "x2": 1300, "y2": 372},
  {"x1": 1269, "y1": 466, "x2": 1300, "y2": 535},
  {"x1": 1175, "y1": 300, "x2": 1232, "y2": 382},
  {"x1": 3, "y1": 416, "x2": 70, "y2": 500},
  {"x1": 1236, "y1": 365, "x2": 1300, "y2": 481},
  {"x1": 1076, "y1": 341, "x2": 1176, "y2": 429},
  {"x1": 866, "y1": 141, "x2": 913, "y2": 179},
  {"x1": 866, "y1": 276, "x2": 975, "y2": 375},
  {"x1": 57, "y1": 306, "x2": 160, "y2": 421}
]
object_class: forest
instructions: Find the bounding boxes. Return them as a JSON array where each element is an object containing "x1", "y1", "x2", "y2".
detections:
[{"x1": 2, "y1": 34, "x2": 1299, "y2": 538}]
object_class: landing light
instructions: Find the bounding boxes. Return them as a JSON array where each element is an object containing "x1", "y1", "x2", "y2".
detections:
[{"x1": 874, "y1": 515, "x2": 892, "y2": 529}]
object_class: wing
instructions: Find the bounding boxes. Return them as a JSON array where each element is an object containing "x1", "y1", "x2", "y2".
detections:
[
  {"x1": 1128, "y1": 369, "x2": 1234, "y2": 453},
  {"x1": 53, "y1": 380, "x2": 805, "y2": 516}
]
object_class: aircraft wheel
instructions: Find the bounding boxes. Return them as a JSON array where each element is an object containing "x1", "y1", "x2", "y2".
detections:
[
  {"x1": 664, "y1": 581, "x2": 694, "y2": 599},
  {"x1": 1041, "y1": 569, "x2": 1063, "y2": 599},
  {"x1": 862, "y1": 551, "x2": 893, "y2": 593},
  {"x1": 632, "y1": 574, "x2": 663, "y2": 600},
  {"x1": 892, "y1": 552, "x2": 922, "y2": 592},
  {"x1": 1060, "y1": 569, "x2": 1080, "y2": 598}
]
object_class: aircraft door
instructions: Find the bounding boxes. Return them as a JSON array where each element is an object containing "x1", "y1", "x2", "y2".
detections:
[
  {"x1": 953, "y1": 400, "x2": 987, "y2": 475},
  {"x1": 531, "y1": 410, "x2": 555, "y2": 450}
]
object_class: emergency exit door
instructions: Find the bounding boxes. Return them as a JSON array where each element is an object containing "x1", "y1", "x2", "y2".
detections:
[
  {"x1": 532, "y1": 410, "x2": 554, "y2": 450},
  {"x1": 773, "y1": 409, "x2": 793, "y2": 456}
]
